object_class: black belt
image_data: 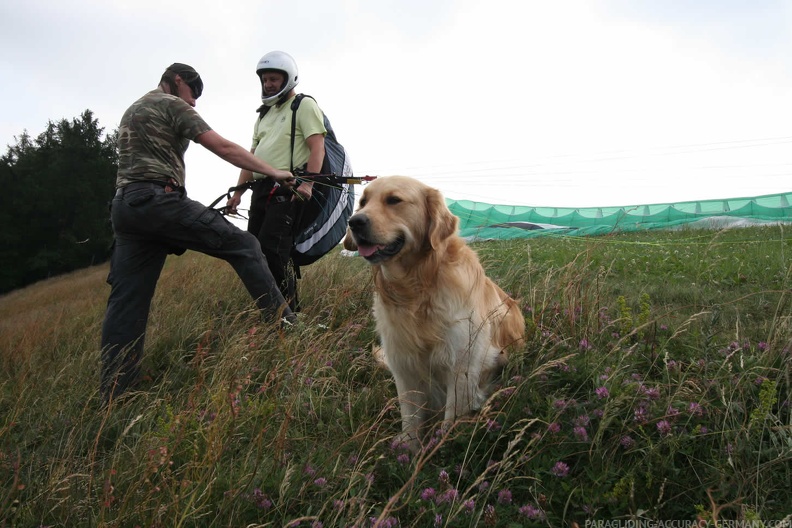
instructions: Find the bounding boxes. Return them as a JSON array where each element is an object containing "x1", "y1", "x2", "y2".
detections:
[{"x1": 115, "y1": 179, "x2": 181, "y2": 197}]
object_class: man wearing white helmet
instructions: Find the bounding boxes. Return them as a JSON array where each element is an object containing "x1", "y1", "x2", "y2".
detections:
[{"x1": 227, "y1": 51, "x2": 327, "y2": 313}]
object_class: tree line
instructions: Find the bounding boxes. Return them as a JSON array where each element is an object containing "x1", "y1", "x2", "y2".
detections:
[{"x1": 0, "y1": 110, "x2": 118, "y2": 294}]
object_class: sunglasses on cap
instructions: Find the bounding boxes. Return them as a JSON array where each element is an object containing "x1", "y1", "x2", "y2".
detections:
[
  {"x1": 186, "y1": 76, "x2": 203, "y2": 99},
  {"x1": 166, "y1": 64, "x2": 203, "y2": 99},
  {"x1": 179, "y1": 72, "x2": 203, "y2": 99}
]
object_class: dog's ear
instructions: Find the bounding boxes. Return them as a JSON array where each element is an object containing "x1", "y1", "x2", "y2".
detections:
[
  {"x1": 426, "y1": 187, "x2": 458, "y2": 249},
  {"x1": 342, "y1": 227, "x2": 358, "y2": 251}
]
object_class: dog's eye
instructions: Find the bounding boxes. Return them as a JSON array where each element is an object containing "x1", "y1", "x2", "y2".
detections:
[
  {"x1": 386, "y1": 196, "x2": 402, "y2": 205},
  {"x1": 359, "y1": 198, "x2": 367, "y2": 207}
]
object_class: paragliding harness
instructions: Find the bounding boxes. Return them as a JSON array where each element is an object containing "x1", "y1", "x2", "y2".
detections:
[
  {"x1": 209, "y1": 94, "x2": 374, "y2": 267},
  {"x1": 285, "y1": 94, "x2": 355, "y2": 267}
]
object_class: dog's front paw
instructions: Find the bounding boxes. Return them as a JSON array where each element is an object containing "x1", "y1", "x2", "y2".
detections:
[{"x1": 392, "y1": 431, "x2": 421, "y2": 454}]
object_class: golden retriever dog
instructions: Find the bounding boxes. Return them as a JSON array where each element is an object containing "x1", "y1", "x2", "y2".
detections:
[{"x1": 343, "y1": 176, "x2": 525, "y2": 453}]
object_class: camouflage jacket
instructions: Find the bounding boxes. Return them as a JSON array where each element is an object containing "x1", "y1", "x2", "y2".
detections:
[{"x1": 116, "y1": 88, "x2": 212, "y2": 188}]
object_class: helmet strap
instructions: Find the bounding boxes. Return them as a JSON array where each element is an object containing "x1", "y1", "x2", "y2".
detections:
[{"x1": 276, "y1": 92, "x2": 292, "y2": 106}]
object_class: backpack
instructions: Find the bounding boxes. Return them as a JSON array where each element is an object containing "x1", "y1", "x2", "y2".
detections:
[{"x1": 286, "y1": 94, "x2": 354, "y2": 267}]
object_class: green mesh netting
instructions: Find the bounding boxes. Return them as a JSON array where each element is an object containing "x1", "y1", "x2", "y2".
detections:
[{"x1": 448, "y1": 191, "x2": 792, "y2": 240}]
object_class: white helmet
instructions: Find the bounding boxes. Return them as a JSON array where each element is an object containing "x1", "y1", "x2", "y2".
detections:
[{"x1": 256, "y1": 50, "x2": 299, "y2": 106}]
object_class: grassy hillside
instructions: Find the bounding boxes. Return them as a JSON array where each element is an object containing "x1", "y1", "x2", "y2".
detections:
[{"x1": 1, "y1": 226, "x2": 791, "y2": 527}]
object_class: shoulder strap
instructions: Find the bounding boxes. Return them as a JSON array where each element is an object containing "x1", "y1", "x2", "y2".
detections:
[{"x1": 289, "y1": 94, "x2": 314, "y2": 172}]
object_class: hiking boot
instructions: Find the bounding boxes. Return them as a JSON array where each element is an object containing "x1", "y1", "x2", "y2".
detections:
[{"x1": 279, "y1": 317, "x2": 329, "y2": 333}]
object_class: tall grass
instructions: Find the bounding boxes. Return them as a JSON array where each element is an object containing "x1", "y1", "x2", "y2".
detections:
[{"x1": 1, "y1": 226, "x2": 790, "y2": 526}]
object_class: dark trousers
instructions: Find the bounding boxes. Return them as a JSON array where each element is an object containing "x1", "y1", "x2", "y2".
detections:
[
  {"x1": 248, "y1": 184, "x2": 301, "y2": 313},
  {"x1": 100, "y1": 182, "x2": 294, "y2": 402}
]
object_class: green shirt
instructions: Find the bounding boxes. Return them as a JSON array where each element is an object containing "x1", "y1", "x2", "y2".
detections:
[
  {"x1": 116, "y1": 88, "x2": 212, "y2": 188},
  {"x1": 250, "y1": 94, "x2": 326, "y2": 178}
]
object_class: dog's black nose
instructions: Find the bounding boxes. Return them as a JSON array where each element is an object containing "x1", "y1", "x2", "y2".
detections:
[{"x1": 348, "y1": 214, "x2": 368, "y2": 231}]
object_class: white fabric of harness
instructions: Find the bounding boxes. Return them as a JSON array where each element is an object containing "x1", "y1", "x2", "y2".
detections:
[{"x1": 294, "y1": 184, "x2": 352, "y2": 252}]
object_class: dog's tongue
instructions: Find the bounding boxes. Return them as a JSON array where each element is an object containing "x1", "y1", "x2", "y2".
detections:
[{"x1": 357, "y1": 244, "x2": 383, "y2": 258}]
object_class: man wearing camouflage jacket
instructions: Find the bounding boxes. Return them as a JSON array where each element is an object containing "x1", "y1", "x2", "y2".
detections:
[{"x1": 101, "y1": 63, "x2": 296, "y2": 404}]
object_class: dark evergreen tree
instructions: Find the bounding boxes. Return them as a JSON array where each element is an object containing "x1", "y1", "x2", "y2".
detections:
[{"x1": 0, "y1": 110, "x2": 118, "y2": 293}]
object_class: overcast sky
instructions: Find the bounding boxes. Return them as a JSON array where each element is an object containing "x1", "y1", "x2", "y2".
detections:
[{"x1": 1, "y1": 0, "x2": 790, "y2": 215}]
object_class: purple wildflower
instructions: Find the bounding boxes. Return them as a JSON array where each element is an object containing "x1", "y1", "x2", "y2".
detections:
[
  {"x1": 370, "y1": 517, "x2": 398, "y2": 528},
  {"x1": 595, "y1": 386, "x2": 610, "y2": 399},
  {"x1": 423, "y1": 435, "x2": 439, "y2": 451},
  {"x1": 313, "y1": 477, "x2": 327, "y2": 487},
  {"x1": 641, "y1": 386, "x2": 661, "y2": 400},
  {"x1": 397, "y1": 453, "x2": 410, "y2": 465},
  {"x1": 688, "y1": 402, "x2": 704, "y2": 417},
  {"x1": 437, "y1": 488, "x2": 458, "y2": 504},
  {"x1": 758, "y1": 341, "x2": 769, "y2": 351},
  {"x1": 463, "y1": 499, "x2": 475, "y2": 513},
  {"x1": 620, "y1": 435, "x2": 635, "y2": 449},
  {"x1": 547, "y1": 422, "x2": 561, "y2": 433},
  {"x1": 551, "y1": 461, "x2": 570, "y2": 477},
  {"x1": 519, "y1": 503, "x2": 545, "y2": 520},
  {"x1": 390, "y1": 439, "x2": 409, "y2": 452},
  {"x1": 573, "y1": 426, "x2": 589, "y2": 441},
  {"x1": 656, "y1": 420, "x2": 672, "y2": 436},
  {"x1": 420, "y1": 488, "x2": 436, "y2": 501},
  {"x1": 633, "y1": 406, "x2": 648, "y2": 424},
  {"x1": 252, "y1": 488, "x2": 272, "y2": 510},
  {"x1": 498, "y1": 489, "x2": 513, "y2": 505}
]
